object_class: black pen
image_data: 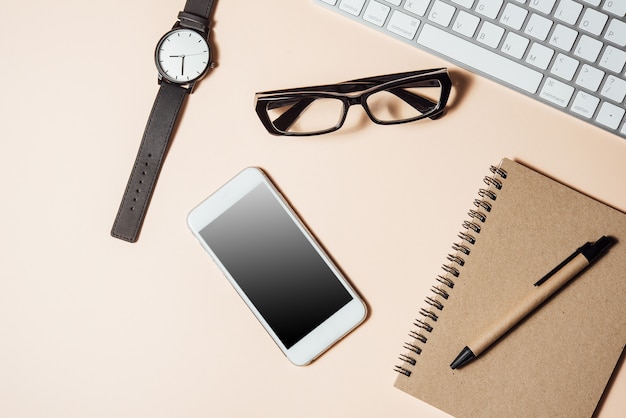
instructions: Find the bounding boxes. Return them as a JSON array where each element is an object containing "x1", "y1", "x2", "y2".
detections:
[{"x1": 450, "y1": 235, "x2": 615, "y2": 370}]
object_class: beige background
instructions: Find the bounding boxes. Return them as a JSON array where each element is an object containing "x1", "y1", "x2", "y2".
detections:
[{"x1": 1, "y1": 1, "x2": 624, "y2": 417}]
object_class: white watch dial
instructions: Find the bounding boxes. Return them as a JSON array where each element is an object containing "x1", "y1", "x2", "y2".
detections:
[{"x1": 156, "y1": 28, "x2": 210, "y2": 83}]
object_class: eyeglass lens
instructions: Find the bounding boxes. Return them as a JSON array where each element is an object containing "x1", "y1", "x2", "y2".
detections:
[
  {"x1": 264, "y1": 79, "x2": 443, "y2": 135},
  {"x1": 366, "y1": 80, "x2": 443, "y2": 122},
  {"x1": 267, "y1": 97, "x2": 346, "y2": 135}
]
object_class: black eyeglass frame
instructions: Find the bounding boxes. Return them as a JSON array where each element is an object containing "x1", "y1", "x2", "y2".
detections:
[{"x1": 254, "y1": 68, "x2": 452, "y2": 136}]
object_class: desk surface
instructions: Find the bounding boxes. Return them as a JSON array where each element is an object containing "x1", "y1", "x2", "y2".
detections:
[{"x1": 1, "y1": 1, "x2": 624, "y2": 417}]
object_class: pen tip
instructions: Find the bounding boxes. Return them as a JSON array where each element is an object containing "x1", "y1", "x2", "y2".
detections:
[{"x1": 450, "y1": 346, "x2": 475, "y2": 370}]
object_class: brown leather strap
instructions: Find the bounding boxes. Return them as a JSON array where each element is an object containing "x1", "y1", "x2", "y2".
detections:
[{"x1": 111, "y1": 82, "x2": 188, "y2": 242}]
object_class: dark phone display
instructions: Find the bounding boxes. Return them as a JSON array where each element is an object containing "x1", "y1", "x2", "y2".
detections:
[{"x1": 200, "y1": 184, "x2": 353, "y2": 348}]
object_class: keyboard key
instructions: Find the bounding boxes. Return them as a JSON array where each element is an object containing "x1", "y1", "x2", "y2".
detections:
[
  {"x1": 600, "y1": 75, "x2": 626, "y2": 103},
  {"x1": 477, "y1": 21, "x2": 505, "y2": 48},
  {"x1": 575, "y1": 64, "x2": 605, "y2": 91},
  {"x1": 428, "y1": 1, "x2": 456, "y2": 27},
  {"x1": 339, "y1": 0, "x2": 366, "y2": 16},
  {"x1": 452, "y1": 0, "x2": 475, "y2": 7},
  {"x1": 539, "y1": 77, "x2": 575, "y2": 107},
  {"x1": 549, "y1": 24, "x2": 578, "y2": 51},
  {"x1": 502, "y1": 32, "x2": 530, "y2": 59},
  {"x1": 403, "y1": 0, "x2": 430, "y2": 16},
  {"x1": 571, "y1": 91, "x2": 600, "y2": 118},
  {"x1": 475, "y1": 0, "x2": 504, "y2": 20},
  {"x1": 596, "y1": 102, "x2": 625, "y2": 129},
  {"x1": 500, "y1": 3, "x2": 528, "y2": 30},
  {"x1": 529, "y1": 0, "x2": 557, "y2": 14},
  {"x1": 525, "y1": 13, "x2": 553, "y2": 41},
  {"x1": 526, "y1": 42, "x2": 555, "y2": 69},
  {"x1": 364, "y1": 1, "x2": 391, "y2": 26},
  {"x1": 554, "y1": 0, "x2": 583, "y2": 25},
  {"x1": 599, "y1": 46, "x2": 626, "y2": 73},
  {"x1": 551, "y1": 53, "x2": 579, "y2": 81},
  {"x1": 605, "y1": 19, "x2": 626, "y2": 47},
  {"x1": 385, "y1": 0, "x2": 402, "y2": 5},
  {"x1": 574, "y1": 35, "x2": 603, "y2": 62},
  {"x1": 417, "y1": 24, "x2": 543, "y2": 93},
  {"x1": 387, "y1": 10, "x2": 420, "y2": 39},
  {"x1": 603, "y1": 1, "x2": 626, "y2": 17},
  {"x1": 579, "y1": 8, "x2": 608, "y2": 36},
  {"x1": 581, "y1": 0, "x2": 600, "y2": 6},
  {"x1": 453, "y1": 11, "x2": 480, "y2": 37}
]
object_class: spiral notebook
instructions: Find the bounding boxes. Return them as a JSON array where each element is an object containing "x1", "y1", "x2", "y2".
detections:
[{"x1": 394, "y1": 158, "x2": 626, "y2": 418}]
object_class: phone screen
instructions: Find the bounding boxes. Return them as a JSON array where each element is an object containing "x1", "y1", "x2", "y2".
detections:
[{"x1": 199, "y1": 183, "x2": 353, "y2": 349}]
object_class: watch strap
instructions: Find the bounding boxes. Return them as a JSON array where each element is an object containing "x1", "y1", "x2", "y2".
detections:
[
  {"x1": 179, "y1": 0, "x2": 215, "y2": 32},
  {"x1": 111, "y1": 82, "x2": 189, "y2": 243},
  {"x1": 183, "y1": 0, "x2": 215, "y2": 20}
]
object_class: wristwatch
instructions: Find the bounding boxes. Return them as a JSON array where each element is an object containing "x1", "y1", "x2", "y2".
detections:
[{"x1": 111, "y1": 0, "x2": 216, "y2": 243}]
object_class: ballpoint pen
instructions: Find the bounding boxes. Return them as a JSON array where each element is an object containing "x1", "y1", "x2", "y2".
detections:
[{"x1": 450, "y1": 235, "x2": 615, "y2": 370}]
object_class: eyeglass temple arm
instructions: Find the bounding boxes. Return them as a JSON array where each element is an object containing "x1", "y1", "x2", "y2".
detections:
[{"x1": 271, "y1": 97, "x2": 316, "y2": 132}]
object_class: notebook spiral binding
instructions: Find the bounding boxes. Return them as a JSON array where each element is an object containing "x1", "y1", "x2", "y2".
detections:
[{"x1": 394, "y1": 165, "x2": 508, "y2": 377}]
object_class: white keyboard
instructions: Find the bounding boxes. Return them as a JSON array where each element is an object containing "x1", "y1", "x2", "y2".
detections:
[{"x1": 315, "y1": 0, "x2": 626, "y2": 140}]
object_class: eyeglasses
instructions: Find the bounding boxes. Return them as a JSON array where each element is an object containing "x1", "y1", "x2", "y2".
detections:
[{"x1": 254, "y1": 68, "x2": 451, "y2": 136}]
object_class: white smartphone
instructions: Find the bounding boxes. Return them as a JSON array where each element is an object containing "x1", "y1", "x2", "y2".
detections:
[{"x1": 187, "y1": 167, "x2": 367, "y2": 366}]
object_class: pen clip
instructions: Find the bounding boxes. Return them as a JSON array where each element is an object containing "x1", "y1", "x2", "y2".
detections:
[{"x1": 533, "y1": 243, "x2": 590, "y2": 287}]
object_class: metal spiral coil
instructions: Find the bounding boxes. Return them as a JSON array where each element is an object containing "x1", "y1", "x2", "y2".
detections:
[
  {"x1": 414, "y1": 319, "x2": 433, "y2": 332},
  {"x1": 484, "y1": 176, "x2": 503, "y2": 189},
  {"x1": 409, "y1": 330, "x2": 428, "y2": 344},
  {"x1": 458, "y1": 231, "x2": 476, "y2": 244},
  {"x1": 478, "y1": 188, "x2": 497, "y2": 201},
  {"x1": 468, "y1": 209, "x2": 487, "y2": 223},
  {"x1": 462, "y1": 220, "x2": 481, "y2": 234},
  {"x1": 490, "y1": 165, "x2": 508, "y2": 178},
  {"x1": 436, "y1": 274, "x2": 455, "y2": 288},
  {"x1": 474, "y1": 198, "x2": 492, "y2": 212},
  {"x1": 431, "y1": 286, "x2": 449, "y2": 299},
  {"x1": 451, "y1": 242, "x2": 470, "y2": 255},
  {"x1": 394, "y1": 165, "x2": 508, "y2": 377},
  {"x1": 446, "y1": 254, "x2": 465, "y2": 266}
]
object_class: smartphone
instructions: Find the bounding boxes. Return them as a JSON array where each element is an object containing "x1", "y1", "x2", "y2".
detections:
[{"x1": 187, "y1": 167, "x2": 367, "y2": 365}]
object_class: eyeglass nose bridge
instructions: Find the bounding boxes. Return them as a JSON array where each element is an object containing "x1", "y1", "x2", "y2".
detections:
[
  {"x1": 337, "y1": 95, "x2": 372, "y2": 129},
  {"x1": 346, "y1": 95, "x2": 365, "y2": 106},
  {"x1": 343, "y1": 94, "x2": 372, "y2": 122},
  {"x1": 344, "y1": 93, "x2": 380, "y2": 125}
]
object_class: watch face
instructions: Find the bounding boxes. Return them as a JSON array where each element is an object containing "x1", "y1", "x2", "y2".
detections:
[{"x1": 155, "y1": 28, "x2": 210, "y2": 84}]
